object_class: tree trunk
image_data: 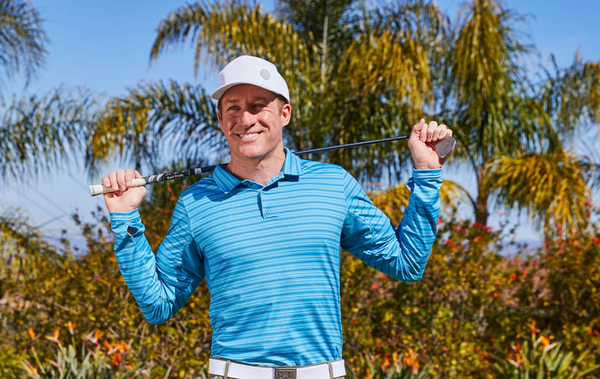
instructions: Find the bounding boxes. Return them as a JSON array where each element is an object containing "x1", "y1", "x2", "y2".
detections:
[{"x1": 475, "y1": 189, "x2": 490, "y2": 225}]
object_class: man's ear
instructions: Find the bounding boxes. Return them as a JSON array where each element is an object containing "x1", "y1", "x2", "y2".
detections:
[{"x1": 281, "y1": 104, "x2": 292, "y2": 127}]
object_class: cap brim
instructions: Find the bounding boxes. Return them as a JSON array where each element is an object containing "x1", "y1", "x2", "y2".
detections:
[
  {"x1": 210, "y1": 82, "x2": 245, "y2": 100},
  {"x1": 211, "y1": 81, "x2": 289, "y2": 102}
]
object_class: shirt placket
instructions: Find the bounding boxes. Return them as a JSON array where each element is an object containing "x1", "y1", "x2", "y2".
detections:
[{"x1": 258, "y1": 188, "x2": 276, "y2": 220}]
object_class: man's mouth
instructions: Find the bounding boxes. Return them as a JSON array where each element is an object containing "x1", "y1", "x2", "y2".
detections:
[{"x1": 237, "y1": 132, "x2": 262, "y2": 139}]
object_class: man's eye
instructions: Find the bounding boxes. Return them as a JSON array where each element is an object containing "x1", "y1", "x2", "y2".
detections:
[
  {"x1": 253, "y1": 103, "x2": 265, "y2": 109},
  {"x1": 227, "y1": 106, "x2": 239, "y2": 111}
]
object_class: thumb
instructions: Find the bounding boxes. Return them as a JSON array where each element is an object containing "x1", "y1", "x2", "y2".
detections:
[
  {"x1": 411, "y1": 118, "x2": 426, "y2": 139},
  {"x1": 134, "y1": 170, "x2": 142, "y2": 178},
  {"x1": 412, "y1": 118, "x2": 426, "y2": 132}
]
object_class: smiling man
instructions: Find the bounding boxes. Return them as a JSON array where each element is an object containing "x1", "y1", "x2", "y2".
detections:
[{"x1": 103, "y1": 55, "x2": 452, "y2": 379}]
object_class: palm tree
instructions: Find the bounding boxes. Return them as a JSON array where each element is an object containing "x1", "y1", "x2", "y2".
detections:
[
  {"x1": 441, "y1": 0, "x2": 600, "y2": 232},
  {"x1": 88, "y1": 0, "x2": 599, "y2": 233},
  {"x1": 1, "y1": 0, "x2": 97, "y2": 272}
]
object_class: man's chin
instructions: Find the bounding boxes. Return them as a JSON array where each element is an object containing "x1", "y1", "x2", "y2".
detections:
[{"x1": 234, "y1": 147, "x2": 268, "y2": 161}]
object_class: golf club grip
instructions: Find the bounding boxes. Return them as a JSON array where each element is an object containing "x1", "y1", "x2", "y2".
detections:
[
  {"x1": 89, "y1": 168, "x2": 209, "y2": 197},
  {"x1": 89, "y1": 178, "x2": 148, "y2": 197}
]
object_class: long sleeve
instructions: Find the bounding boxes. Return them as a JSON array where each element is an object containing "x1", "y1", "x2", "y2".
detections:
[
  {"x1": 109, "y1": 198, "x2": 204, "y2": 324},
  {"x1": 340, "y1": 168, "x2": 442, "y2": 282}
]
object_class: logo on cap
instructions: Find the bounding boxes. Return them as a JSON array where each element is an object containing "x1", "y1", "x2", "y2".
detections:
[{"x1": 260, "y1": 69, "x2": 271, "y2": 80}]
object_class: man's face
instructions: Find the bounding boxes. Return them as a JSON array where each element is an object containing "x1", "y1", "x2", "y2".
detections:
[{"x1": 218, "y1": 84, "x2": 291, "y2": 162}]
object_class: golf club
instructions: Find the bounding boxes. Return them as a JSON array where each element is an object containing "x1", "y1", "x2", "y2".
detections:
[{"x1": 89, "y1": 135, "x2": 456, "y2": 197}]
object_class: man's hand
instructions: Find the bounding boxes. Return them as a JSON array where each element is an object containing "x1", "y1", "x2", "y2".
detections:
[
  {"x1": 102, "y1": 169, "x2": 147, "y2": 213},
  {"x1": 408, "y1": 119, "x2": 453, "y2": 170}
]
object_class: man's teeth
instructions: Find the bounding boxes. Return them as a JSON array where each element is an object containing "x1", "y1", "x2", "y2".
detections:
[{"x1": 239, "y1": 133, "x2": 260, "y2": 138}]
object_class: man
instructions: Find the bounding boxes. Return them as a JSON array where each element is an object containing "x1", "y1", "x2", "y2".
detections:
[{"x1": 103, "y1": 55, "x2": 452, "y2": 379}]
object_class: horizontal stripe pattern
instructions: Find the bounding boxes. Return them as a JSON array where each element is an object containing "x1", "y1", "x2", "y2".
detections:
[{"x1": 110, "y1": 148, "x2": 442, "y2": 367}]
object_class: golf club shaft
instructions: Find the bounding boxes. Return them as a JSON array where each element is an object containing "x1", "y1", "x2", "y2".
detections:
[{"x1": 89, "y1": 135, "x2": 454, "y2": 197}]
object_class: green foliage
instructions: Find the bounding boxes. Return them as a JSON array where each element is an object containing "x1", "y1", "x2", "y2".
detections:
[
  {"x1": 2, "y1": 194, "x2": 600, "y2": 378},
  {"x1": 21, "y1": 329, "x2": 144, "y2": 379},
  {"x1": 347, "y1": 352, "x2": 430, "y2": 379},
  {"x1": 492, "y1": 332, "x2": 599, "y2": 378}
]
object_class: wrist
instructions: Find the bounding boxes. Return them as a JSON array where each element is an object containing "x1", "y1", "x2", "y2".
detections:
[
  {"x1": 107, "y1": 204, "x2": 140, "y2": 213},
  {"x1": 414, "y1": 163, "x2": 442, "y2": 170}
]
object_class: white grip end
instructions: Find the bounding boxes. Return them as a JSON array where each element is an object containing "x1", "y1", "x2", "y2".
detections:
[{"x1": 89, "y1": 177, "x2": 148, "y2": 197}]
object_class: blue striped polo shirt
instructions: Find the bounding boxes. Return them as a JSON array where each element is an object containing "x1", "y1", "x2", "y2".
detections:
[{"x1": 109, "y1": 147, "x2": 442, "y2": 367}]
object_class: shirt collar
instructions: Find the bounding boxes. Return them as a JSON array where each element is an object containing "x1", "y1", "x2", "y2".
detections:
[{"x1": 213, "y1": 147, "x2": 303, "y2": 194}]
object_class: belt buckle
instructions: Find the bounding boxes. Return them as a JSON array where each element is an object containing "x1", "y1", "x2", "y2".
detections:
[{"x1": 274, "y1": 368, "x2": 296, "y2": 379}]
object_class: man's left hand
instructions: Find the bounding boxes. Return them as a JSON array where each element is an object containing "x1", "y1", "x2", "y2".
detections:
[{"x1": 408, "y1": 118, "x2": 453, "y2": 170}]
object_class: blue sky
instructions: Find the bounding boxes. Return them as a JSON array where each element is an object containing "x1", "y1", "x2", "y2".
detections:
[{"x1": 2, "y1": 0, "x2": 600, "y2": 250}]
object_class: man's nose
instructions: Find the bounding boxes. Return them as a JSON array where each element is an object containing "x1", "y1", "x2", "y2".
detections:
[{"x1": 240, "y1": 108, "x2": 257, "y2": 126}]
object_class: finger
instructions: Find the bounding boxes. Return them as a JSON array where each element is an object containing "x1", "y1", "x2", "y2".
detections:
[
  {"x1": 116, "y1": 169, "x2": 126, "y2": 191},
  {"x1": 426, "y1": 121, "x2": 438, "y2": 142},
  {"x1": 447, "y1": 128, "x2": 453, "y2": 137},
  {"x1": 125, "y1": 169, "x2": 134, "y2": 187},
  {"x1": 134, "y1": 170, "x2": 142, "y2": 178},
  {"x1": 108, "y1": 171, "x2": 119, "y2": 192},
  {"x1": 101, "y1": 176, "x2": 111, "y2": 188},
  {"x1": 433, "y1": 124, "x2": 447, "y2": 141}
]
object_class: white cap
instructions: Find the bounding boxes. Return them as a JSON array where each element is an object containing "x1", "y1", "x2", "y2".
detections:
[{"x1": 211, "y1": 55, "x2": 290, "y2": 103}]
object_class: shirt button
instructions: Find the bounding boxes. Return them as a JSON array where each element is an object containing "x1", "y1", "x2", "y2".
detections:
[{"x1": 265, "y1": 209, "x2": 271, "y2": 214}]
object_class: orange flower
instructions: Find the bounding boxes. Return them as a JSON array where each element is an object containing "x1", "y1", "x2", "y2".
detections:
[
  {"x1": 103, "y1": 340, "x2": 113, "y2": 350},
  {"x1": 511, "y1": 343, "x2": 521, "y2": 353},
  {"x1": 111, "y1": 352, "x2": 123, "y2": 366},
  {"x1": 530, "y1": 320, "x2": 540, "y2": 334},
  {"x1": 515, "y1": 353, "x2": 523, "y2": 364},
  {"x1": 118, "y1": 341, "x2": 130, "y2": 353},
  {"x1": 45, "y1": 328, "x2": 61, "y2": 344},
  {"x1": 65, "y1": 321, "x2": 76, "y2": 335},
  {"x1": 24, "y1": 362, "x2": 39, "y2": 376},
  {"x1": 405, "y1": 348, "x2": 420, "y2": 373},
  {"x1": 540, "y1": 336, "x2": 550, "y2": 346},
  {"x1": 27, "y1": 328, "x2": 35, "y2": 339}
]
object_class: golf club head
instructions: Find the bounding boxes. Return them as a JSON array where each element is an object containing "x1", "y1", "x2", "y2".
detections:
[{"x1": 434, "y1": 136, "x2": 456, "y2": 158}]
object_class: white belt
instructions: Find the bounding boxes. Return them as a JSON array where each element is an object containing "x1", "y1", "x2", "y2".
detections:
[{"x1": 208, "y1": 357, "x2": 346, "y2": 379}]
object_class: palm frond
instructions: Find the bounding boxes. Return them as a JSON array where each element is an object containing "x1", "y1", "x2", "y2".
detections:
[
  {"x1": 150, "y1": 0, "x2": 313, "y2": 99},
  {"x1": 539, "y1": 51, "x2": 600, "y2": 138},
  {"x1": 485, "y1": 149, "x2": 591, "y2": 234},
  {"x1": 0, "y1": 87, "x2": 96, "y2": 183},
  {"x1": 87, "y1": 80, "x2": 223, "y2": 177},
  {"x1": 338, "y1": 27, "x2": 431, "y2": 108},
  {"x1": 0, "y1": 0, "x2": 47, "y2": 87}
]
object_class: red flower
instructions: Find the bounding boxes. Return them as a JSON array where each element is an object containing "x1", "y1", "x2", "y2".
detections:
[
  {"x1": 521, "y1": 270, "x2": 528, "y2": 277},
  {"x1": 473, "y1": 236, "x2": 482, "y2": 243},
  {"x1": 492, "y1": 293, "x2": 499, "y2": 299},
  {"x1": 509, "y1": 273, "x2": 518, "y2": 283},
  {"x1": 594, "y1": 237, "x2": 600, "y2": 246}
]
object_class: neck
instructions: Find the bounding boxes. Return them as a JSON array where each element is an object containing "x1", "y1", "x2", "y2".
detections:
[{"x1": 226, "y1": 147, "x2": 286, "y2": 186}]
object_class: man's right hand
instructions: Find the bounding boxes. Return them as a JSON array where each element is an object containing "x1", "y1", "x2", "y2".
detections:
[{"x1": 102, "y1": 169, "x2": 147, "y2": 213}]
